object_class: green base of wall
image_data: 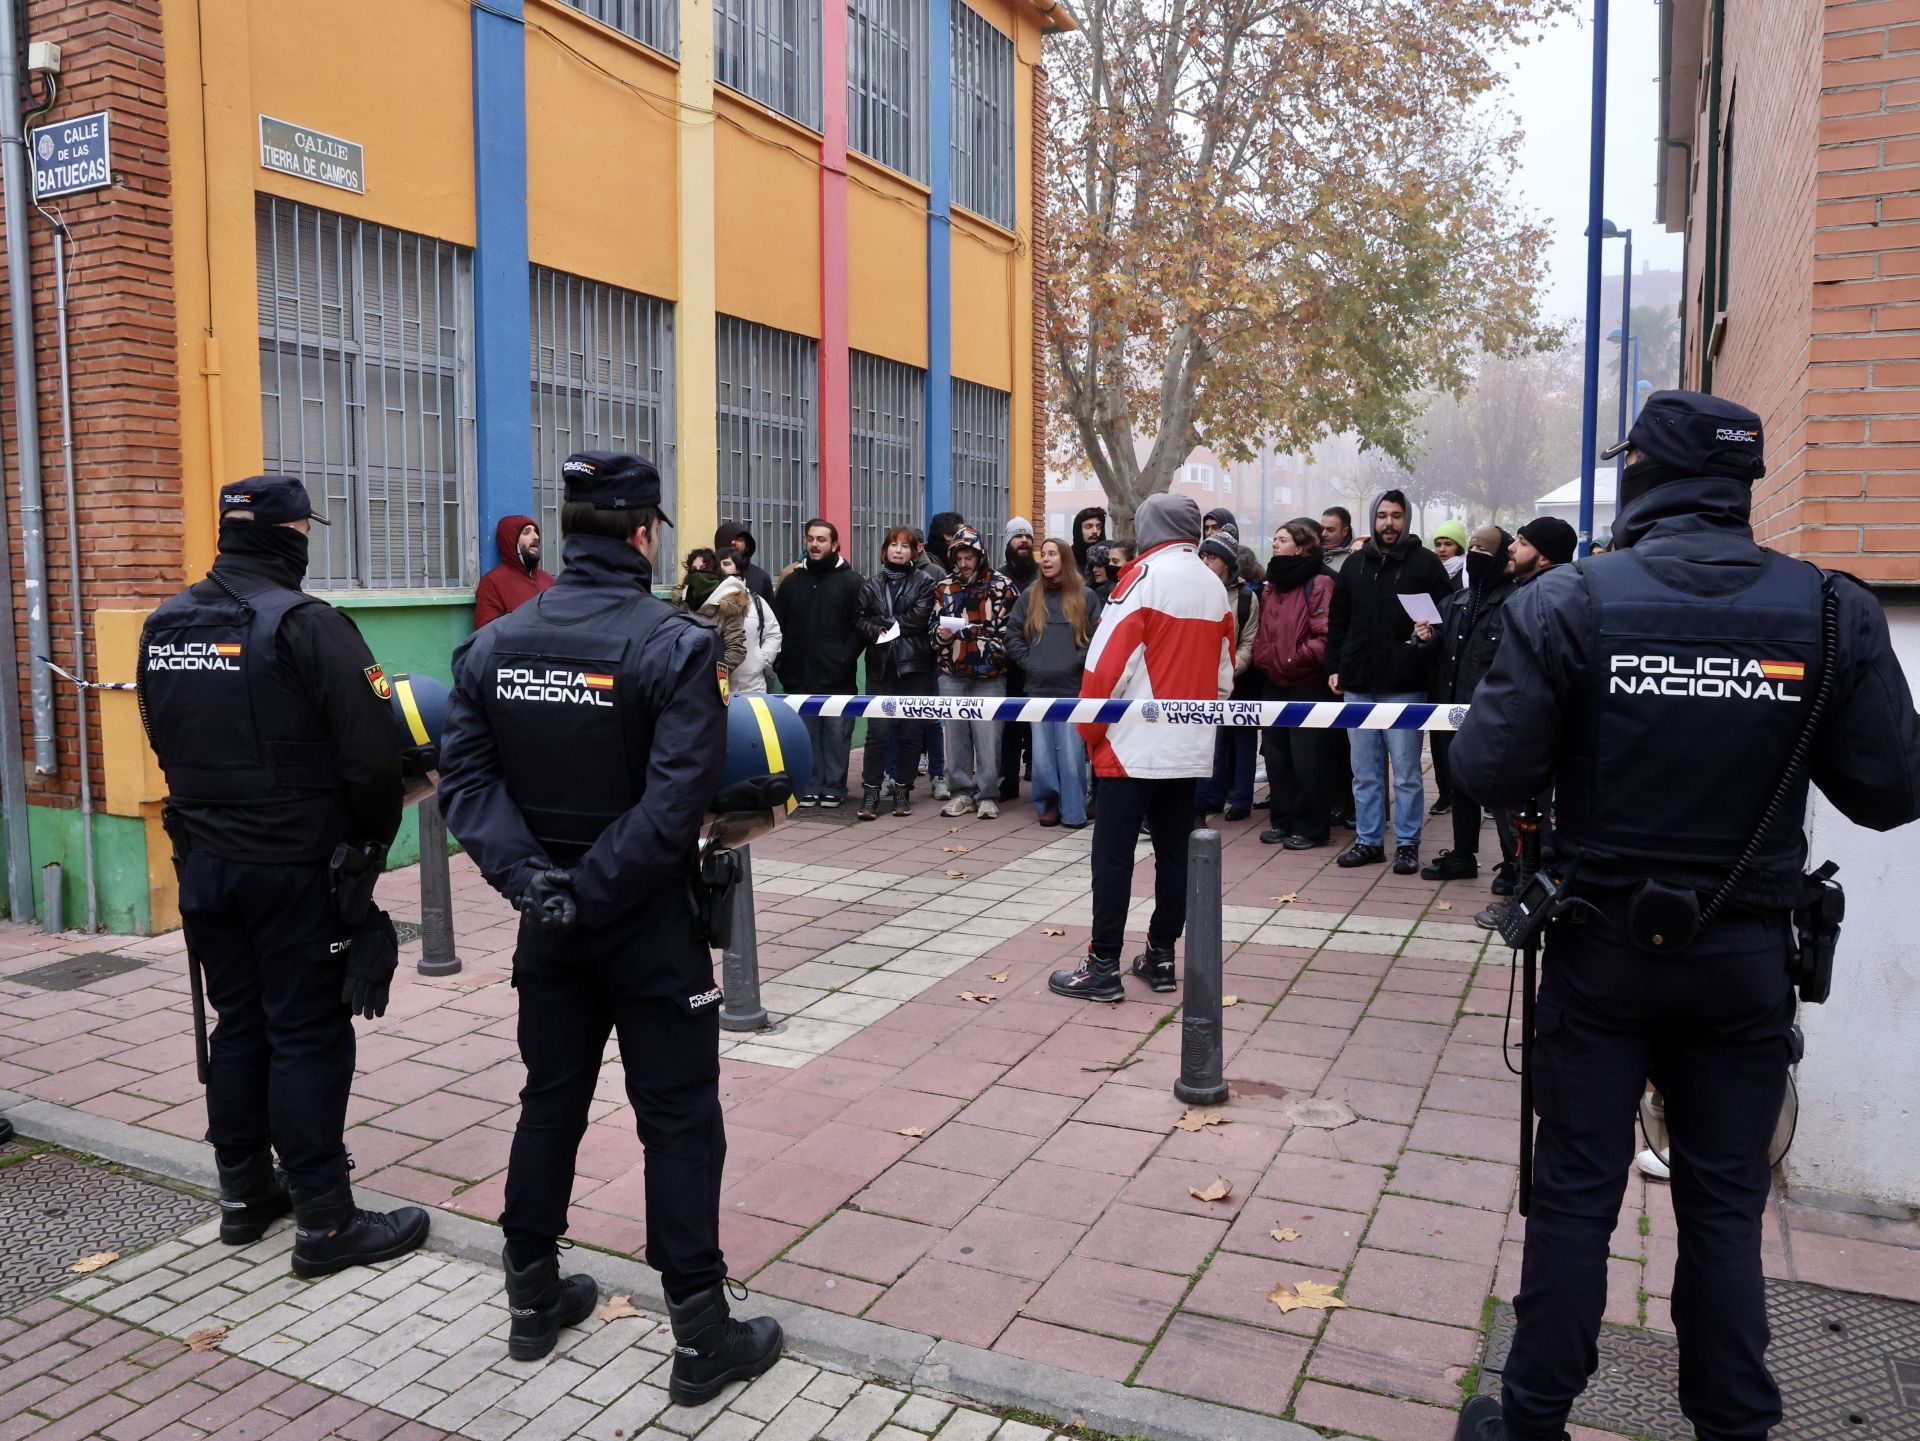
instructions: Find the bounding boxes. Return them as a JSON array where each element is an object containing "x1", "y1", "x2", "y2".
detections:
[
  {"x1": 1, "y1": 806, "x2": 154, "y2": 934},
  {"x1": 329, "y1": 593, "x2": 473, "y2": 688}
]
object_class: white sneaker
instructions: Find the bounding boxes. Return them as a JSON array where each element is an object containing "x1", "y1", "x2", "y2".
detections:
[
  {"x1": 1635, "y1": 1148, "x2": 1671, "y2": 1181},
  {"x1": 940, "y1": 795, "x2": 974, "y2": 818},
  {"x1": 931, "y1": 778, "x2": 951, "y2": 800},
  {"x1": 975, "y1": 798, "x2": 999, "y2": 819}
]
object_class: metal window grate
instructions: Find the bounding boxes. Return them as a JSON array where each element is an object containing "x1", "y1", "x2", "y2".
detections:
[
  {"x1": 715, "y1": 0, "x2": 822, "y2": 129},
  {"x1": 717, "y1": 316, "x2": 820, "y2": 572},
  {"x1": 951, "y1": 378, "x2": 1009, "y2": 556},
  {"x1": 529, "y1": 267, "x2": 677, "y2": 570},
  {"x1": 848, "y1": 0, "x2": 928, "y2": 181},
  {"x1": 558, "y1": 0, "x2": 679, "y2": 58},
  {"x1": 849, "y1": 351, "x2": 926, "y2": 567},
  {"x1": 257, "y1": 196, "x2": 475, "y2": 590},
  {"x1": 949, "y1": 0, "x2": 1013, "y2": 227}
]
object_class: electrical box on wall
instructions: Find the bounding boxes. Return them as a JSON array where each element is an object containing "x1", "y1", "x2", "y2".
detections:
[{"x1": 25, "y1": 40, "x2": 60, "y2": 76}]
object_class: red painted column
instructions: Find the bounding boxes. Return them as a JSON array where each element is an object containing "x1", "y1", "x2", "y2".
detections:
[{"x1": 818, "y1": 2, "x2": 853, "y2": 542}]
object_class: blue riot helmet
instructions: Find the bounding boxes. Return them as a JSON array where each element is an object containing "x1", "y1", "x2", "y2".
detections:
[
  {"x1": 704, "y1": 694, "x2": 812, "y2": 848},
  {"x1": 387, "y1": 672, "x2": 450, "y2": 804}
]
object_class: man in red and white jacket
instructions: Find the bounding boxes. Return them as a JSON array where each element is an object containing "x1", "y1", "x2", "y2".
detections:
[{"x1": 1051, "y1": 493, "x2": 1234, "y2": 1002}]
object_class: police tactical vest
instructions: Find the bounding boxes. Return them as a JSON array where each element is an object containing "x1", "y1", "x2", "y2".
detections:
[
  {"x1": 1557, "y1": 548, "x2": 1825, "y2": 889},
  {"x1": 141, "y1": 577, "x2": 336, "y2": 812},
  {"x1": 480, "y1": 586, "x2": 673, "y2": 864}
]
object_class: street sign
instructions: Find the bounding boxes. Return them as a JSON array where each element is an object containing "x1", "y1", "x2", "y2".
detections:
[
  {"x1": 31, "y1": 111, "x2": 111, "y2": 200},
  {"x1": 259, "y1": 115, "x2": 365, "y2": 195}
]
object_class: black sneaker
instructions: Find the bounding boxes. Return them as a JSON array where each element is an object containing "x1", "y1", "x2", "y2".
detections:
[
  {"x1": 1456, "y1": 1394, "x2": 1543, "y2": 1441},
  {"x1": 1490, "y1": 863, "x2": 1517, "y2": 897},
  {"x1": 1283, "y1": 833, "x2": 1326, "y2": 851},
  {"x1": 503, "y1": 1244, "x2": 598, "y2": 1362},
  {"x1": 1130, "y1": 946, "x2": 1176, "y2": 992},
  {"x1": 1393, "y1": 845, "x2": 1421, "y2": 875},
  {"x1": 1336, "y1": 842, "x2": 1385, "y2": 868},
  {"x1": 856, "y1": 786, "x2": 881, "y2": 821},
  {"x1": 1420, "y1": 849, "x2": 1478, "y2": 882},
  {"x1": 1223, "y1": 806, "x2": 1251, "y2": 822},
  {"x1": 892, "y1": 786, "x2": 913, "y2": 818},
  {"x1": 1259, "y1": 828, "x2": 1289, "y2": 845},
  {"x1": 1429, "y1": 797, "x2": 1453, "y2": 816},
  {"x1": 216, "y1": 1151, "x2": 290, "y2": 1245},
  {"x1": 290, "y1": 1180, "x2": 430, "y2": 1279},
  {"x1": 1048, "y1": 953, "x2": 1124, "y2": 1003},
  {"x1": 667, "y1": 1281, "x2": 782, "y2": 1406}
]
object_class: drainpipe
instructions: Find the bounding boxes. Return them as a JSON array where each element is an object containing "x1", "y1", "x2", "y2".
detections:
[
  {"x1": 1699, "y1": 0, "x2": 1726, "y2": 393},
  {"x1": 1654, "y1": 0, "x2": 1694, "y2": 378},
  {"x1": 0, "y1": 0, "x2": 56, "y2": 775}
]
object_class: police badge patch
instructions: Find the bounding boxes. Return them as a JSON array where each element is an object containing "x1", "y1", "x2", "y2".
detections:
[
  {"x1": 365, "y1": 665, "x2": 392, "y2": 700},
  {"x1": 1448, "y1": 706, "x2": 1469, "y2": 728}
]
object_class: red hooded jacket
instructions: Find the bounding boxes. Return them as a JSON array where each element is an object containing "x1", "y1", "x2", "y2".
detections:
[{"x1": 473, "y1": 513, "x2": 554, "y2": 627}]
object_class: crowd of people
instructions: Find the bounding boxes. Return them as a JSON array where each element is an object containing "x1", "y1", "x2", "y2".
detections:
[{"x1": 473, "y1": 489, "x2": 1586, "y2": 923}]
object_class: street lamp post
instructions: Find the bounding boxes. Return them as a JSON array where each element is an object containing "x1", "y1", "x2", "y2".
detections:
[
  {"x1": 1600, "y1": 223, "x2": 1633, "y2": 499},
  {"x1": 1608, "y1": 325, "x2": 1642, "y2": 472},
  {"x1": 1576, "y1": 0, "x2": 1613, "y2": 560}
]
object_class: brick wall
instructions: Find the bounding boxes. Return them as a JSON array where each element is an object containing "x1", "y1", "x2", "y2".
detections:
[
  {"x1": 1029, "y1": 61, "x2": 1049, "y2": 528},
  {"x1": 0, "y1": 0, "x2": 183, "y2": 806}
]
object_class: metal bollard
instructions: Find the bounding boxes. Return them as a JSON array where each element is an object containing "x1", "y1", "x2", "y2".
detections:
[
  {"x1": 719, "y1": 847, "x2": 769, "y2": 1032},
  {"x1": 416, "y1": 795, "x2": 462, "y2": 977},
  {"x1": 1173, "y1": 827, "x2": 1230, "y2": 1106}
]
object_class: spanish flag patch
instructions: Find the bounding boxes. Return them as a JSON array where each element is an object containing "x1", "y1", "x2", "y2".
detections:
[
  {"x1": 1758, "y1": 660, "x2": 1806, "y2": 681},
  {"x1": 214, "y1": 643, "x2": 243, "y2": 658},
  {"x1": 581, "y1": 672, "x2": 615, "y2": 691}
]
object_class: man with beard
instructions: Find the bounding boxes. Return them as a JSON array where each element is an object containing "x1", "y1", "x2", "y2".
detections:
[
  {"x1": 1509, "y1": 516, "x2": 1576, "y2": 586},
  {"x1": 474, "y1": 514, "x2": 555, "y2": 626},
  {"x1": 1325, "y1": 489, "x2": 1453, "y2": 874},
  {"x1": 998, "y1": 519, "x2": 1040, "y2": 800},
  {"x1": 773, "y1": 519, "x2": 865, "y2": 806},
  {"x1": 1072, "y1": 505, "x2": 1108, "y2": 573}
]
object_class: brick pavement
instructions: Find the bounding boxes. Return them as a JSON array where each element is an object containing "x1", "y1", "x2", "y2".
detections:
[{"x1": 5, "y1": 792, "x2": 1919, "y2": 1437}]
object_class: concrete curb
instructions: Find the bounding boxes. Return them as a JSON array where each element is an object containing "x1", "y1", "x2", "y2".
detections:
[{"x1": 0, "y1": 1091, "x2": 1354, "y2": 1441}]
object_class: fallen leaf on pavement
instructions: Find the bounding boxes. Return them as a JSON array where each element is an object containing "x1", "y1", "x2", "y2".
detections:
[
  {"x1": 68, "y1": 1251, "x2": 119, "y2": 1274},
  {"x1": 1270, "y1": 1227, "x2": 1302, "y2": 1243},
  {"x1": 1271, "y1": 893, "x2": 1298, "y2": 905},
  {"x1": 898, "y1": 1127, "x2": 927, "y2": 1138},
  {"x1": 1268, "y1": 1280, "x2": 1346, "y2": 1314},
  {"x1": 599, "y1": 1296, "x2": 645, "y2": 1322},
  {"x1": 945, "y1": 870, "x2": 967, "y2": 879},
  {"x1": 958, "y1": 991, "x2": 996, "y2": 1004},
  {"x1": 1043, "y1": 926, "x2": 1065, "y2": 936},
  {"x1": 943, "y1": 845, "x2": 970, "y2": 854},
  {"x1": 1189, "y1": 1177, "x2": 1233, "y2": 1203},
  {"x1": 1080, "y1": 1056, "x2": 1139, "y2": 1073},
  {"x1": 947, "y1": 827, "x2": 964, "y2": 834},
  {"x1": 1173, "y1": 1109, "x2": 1226, "y2": 1132},
  {"x1": 1436, "y1": 901, "x2": 1453, "y2": 911},
  {"x1": 987, "y1": 971, "x2": 1009, "y2": 984},
  {"x1": 184, "y1": 1326, "x2": 229, "y2": 1352},
  {"x1": 1222, "y1": 995, "x2": 1239, "y2": 1007}
]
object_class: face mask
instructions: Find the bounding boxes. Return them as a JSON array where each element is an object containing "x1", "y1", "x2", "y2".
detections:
[{"x1": 1465, "y1": 549, "x2": 1499, "y2": 586}]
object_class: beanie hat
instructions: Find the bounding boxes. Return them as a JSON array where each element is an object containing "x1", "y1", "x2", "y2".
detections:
[
  {"x1": 1517, "y1": 516, "x2": 1578, "y2": 566},
  {"x1": 1005, "y1": 517, "x2": 1034, "y2": 540},
  {"x1": 1432, "y1": 519, "x2": 1469, "y2": 550},
  {"x1": 1198, "y1": 535, "x2": 1240, "y2": 570}
]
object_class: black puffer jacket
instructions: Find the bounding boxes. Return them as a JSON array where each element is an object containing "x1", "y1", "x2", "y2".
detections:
[
  {"x1": 773, "y1": 555, "x2": 865, "y2": 692},
  {"x1": 1326, "y1": 508, "x2": 1453, "y2": 694},
  {"x1": 856, "y1": 563, "x2": 939, "y2": 682},
  {"x1": 1418, "y1": 538, "x2": 1515, "y2": 704}
]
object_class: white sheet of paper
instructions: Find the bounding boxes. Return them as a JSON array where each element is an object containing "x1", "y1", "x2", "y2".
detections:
[
  {"x1": 937, "y1": 615, "x2": 969, "y2": 637},
  {"x1": 876, "y1": 621, "x2": 902, "y2": 644},
  {"x1": 1397, "y1": 592, "x2": 1443, "y2": 626}
]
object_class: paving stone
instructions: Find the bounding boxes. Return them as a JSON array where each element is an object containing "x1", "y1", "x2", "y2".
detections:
[
  {"x1": 991, "y1": 1318, "x2": 1142, "y2": 1383},
  {"x1": 732, "y1": 1359, "x2": 820, "y2": 1422},
  {"x1": 799, "y1": 1372, "x2": 861, "y2": 1409},
  {"x1": 759, "y1": 1396, "x2": 839, "y2": 1441},
  {"x1": 930, "y1": 1411, "x2": 997, "y2": 1441},
  {"x1": 697, "y1": 1412, "x2": 765, "y2": 1441},
  {"x1": 890, "y1": 1397, "x2": 952, "y2": 1433},
  {"x1": 1304, "y1": 1307, "x2": 1478, "y2": 1407},
  {"x1": 1133, "y1": 1312, "x2": 1308, "y2": 1415},
  {"x1": 418, "y1": 1371, "x2": 517, "y2": 1433},
  {"x1": 576, "y1": 1382, "x2": 671, "y2": 1439},
  {"x1": 818, "y1": 1384, "x2": 905, "y2": 1441}
]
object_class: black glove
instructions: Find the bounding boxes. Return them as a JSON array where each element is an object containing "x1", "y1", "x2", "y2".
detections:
[
  {"x1": 519, "y1": 869, "x2": 579, "y2": 934},
  {"x1": 341, "y1": 907, "x2": 399, "y2": 1020}
]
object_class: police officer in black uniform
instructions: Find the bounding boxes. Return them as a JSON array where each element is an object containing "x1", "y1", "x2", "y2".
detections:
[
  {"x1": 1449, "y1": 393, "x2": 1920, "y2": 1441},
  {"x1": 438, "y1": 453, "x2": 783, "y2": 1393},
  {"x1": 140, "y1": 476, "x2": 430, "y2": 1276}
]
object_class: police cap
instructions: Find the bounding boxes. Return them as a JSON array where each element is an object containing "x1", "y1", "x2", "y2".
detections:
[
  {"x1": 1601, "y1": 390, "x2": 1765, "y2": 483},
  {"x1": 561, "y1": 451, "x2": 673, "y2": 525},
  {"x1": 220, "y1": 475, "x2": 330, "y2": 526}
]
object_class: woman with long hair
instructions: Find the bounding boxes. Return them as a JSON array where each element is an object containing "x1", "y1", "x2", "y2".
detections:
[
  {"x1": 853, "y1": 525, "x2": 940, "y2": 818},
  {"x1": 1253, "y1": 519, "x2": 1338, "y2": 848},
  {"x1": 1006, "y1": 538, "x2": 1103, "y2": 827}
]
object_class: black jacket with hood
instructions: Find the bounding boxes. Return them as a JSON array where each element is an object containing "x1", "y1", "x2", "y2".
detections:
[
  {"x1": 714, "y1": 521, "x2": 775, "y2": 604},
  {"x1": 1071, "y1": 506, "x2": 1108, "y2": 572},
  {"x1": 1417, "y1": 533, "x2": 1516, "y2": 704},
  {"x1": 773, "y1": 552, "x2": 865, "y2": 692},
  {"x1": 1325, "y1": 489, "x2": 1453, "y2": 694}
]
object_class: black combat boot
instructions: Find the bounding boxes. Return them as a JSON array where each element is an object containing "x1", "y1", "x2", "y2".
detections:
[
  {"x1": 216, "y1": 1150, "x2": 291, "y2": 1245},
  {"x1": 892, "y1": 784, "x2": 913, "y2": 817},
  {"x1": 1048, "y1": 953, "x2": 1124, "y2": 1003},
  {"x1": 503, "y1": 1243, "x2": 599, "y2": 1361},
  {"x1": 666, "y1": 1281, "x2": 782, "y2": 1406},
  {"x1": 1454, "y1": 1393, "x2": 1569, "y2": 1440},
  {"x1": 1130, "y1": 945, "x2": 1177, "y2": 993},
  {"x1": 289, "y1": 1178, "x2": 430, "y2": 1279},
  {"x1": 857, "y1": 785, "x2": 882, "y2": 821}
]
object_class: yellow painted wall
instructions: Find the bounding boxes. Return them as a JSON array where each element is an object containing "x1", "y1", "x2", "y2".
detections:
[
  {"x1": 525, "y1": 3, "x2": 679, "y2": 299},
  {"x1": 950, "y1": 214, "x2": 1016, "y2": 390},
  {"x1": 713, "y1": 95, "x2": 822, "y2": 338},
  {"x1": 847, "y1": 159, "x2": 929, "y2": 367}
]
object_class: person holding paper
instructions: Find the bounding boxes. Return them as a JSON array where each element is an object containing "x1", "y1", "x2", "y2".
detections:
[
  {"x1": 932, "y1": 525, "x2": 1019, "y2": 819},
  {"x1": 1324, "y1": 488, "x2": 1454, "y2": 874},
  {"x1": 854, "y1": 526, "x2": 940, "y2": 819}
]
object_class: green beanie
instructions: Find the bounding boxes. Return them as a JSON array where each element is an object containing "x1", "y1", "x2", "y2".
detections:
[{"x1": 1432, "y1": 519, "x2": 1469, "y2": 550}]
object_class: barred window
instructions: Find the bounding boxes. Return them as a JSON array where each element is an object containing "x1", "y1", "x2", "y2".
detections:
[
  {"x1": 717, "y1": 317, "x2": 820, "y2": 571},
  {"x1": 715, "y1": 0, "x2": 822, "y2": 129},
  {"x1": 951, "y1": 379, "x2": 1009, "y2": 556},
  {"x1": 257, "y1": 196, "x2": 475, "y2": 591},
  {"x1": 949, "y1": 0, "x2": 1014, "y2": 227},
  {"x1": 848, "y1": 0, "x2": 928, "y2": 181},
  {"x1": 849, "y1": 352, "x2": 926, "y2": 568},
  {"x1": 558, "y1": 0, "x2": 678, "y2": 57},
  {"x1": 529, "y1": 268, "x2": 676, "y2": 566}
]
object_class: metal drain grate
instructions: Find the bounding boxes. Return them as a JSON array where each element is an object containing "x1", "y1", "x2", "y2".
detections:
[
  {"x1": 0, "y1": 1149, "x2": 212, "y2": 1314},
  {"x1": 10, "y1": 951, "x2": 148, "y2": 991},
  {"x1": 1479, "y1": 1279, "x2": 1920, "y2": 1439}
]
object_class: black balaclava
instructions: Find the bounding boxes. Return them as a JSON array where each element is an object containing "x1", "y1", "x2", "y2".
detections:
[{"x1": 216, "y1": 517, "x2": 310, "y2": 589}]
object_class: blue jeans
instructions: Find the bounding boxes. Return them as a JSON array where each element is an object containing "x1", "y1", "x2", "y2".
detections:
[
  {"x1": 800, "y1": 713, "x2": 853, "y2": 801},
  {"x1": 1029, "y1": 722, "x2": 1089, "y2": 826},
  {"x1": 1197, "y1": 727, "x2": 1257, "y2": 815},
  {"x1": 1345, "y1": 691, "x2": 1425, "y2": 848}
]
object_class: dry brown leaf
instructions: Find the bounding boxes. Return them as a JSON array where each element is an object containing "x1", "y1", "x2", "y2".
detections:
[
  {"x1": 68, "y1": 1251, "x2": 119, "y2": 1274},
  {"x1": 943, "y1": 845, "x2": 970, "y2": 854},
  {"x1": 1222, "y1": 995, "x2": 1240, "y2": 1007},
  {"x1": 958, "y1": 991, "x2": 996, "y2": 1004},
  {"x1": 1080, "y1": 1056, "x2": 1140, "y2": 1073},
  {"x1": 898, "y1": 1127, "x2": 927, "y2": 1138},
  {"x1": 947, "y1": 826, "x2": 963, "y2": 834},
  {"x1": 1189, "y1": 1176, "x2": 1233, "y2": 1203},
  {"x1": 184, "y1": 1325, "x2": 229, "y2": 1352},
  {"x1": 1042, "y1": 927, "x2": 1065, "y2": 936},
  {"x1": 1270, "y1": 1227, "x2": 1302, "y2": 1243},
  {"x1": 1173, "y1": 1109, "x2": 1226, "y2": 1132},
  {"x1": 987, "y1": 971, "x2": 1009, "y2": 984},
  {"x1": 1273, "y1": 893, "x2": 1299, "y2": 904},
  {"x1": 1268, "y1": 1279, "x2": 1347, "y2": 1314},
  {"x1": 599, "y1": 1296, "x2": 645, "y2": 1322},
  {"x1": 945, "y1": 870, "x2": 967, "y2": 879},
  {"x1": 1435, "y1": 901, "x2": 1453, "y2": 911}
]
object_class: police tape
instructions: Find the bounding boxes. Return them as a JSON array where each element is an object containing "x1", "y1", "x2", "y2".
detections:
[
  {"x1": 38, "y1": 657, "x2": 136, "y2": 691},
  {"x1": 775, "y1": 694, "x2": 1469, "y2": 731}
]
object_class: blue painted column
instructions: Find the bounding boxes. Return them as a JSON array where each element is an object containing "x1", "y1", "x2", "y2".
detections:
[
  {"x1": 471, "y1": 0, "x2": 532, "y2": 579},
  {"x1": 925, "y1": 0, "x2": 953, "y2": 519}
]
